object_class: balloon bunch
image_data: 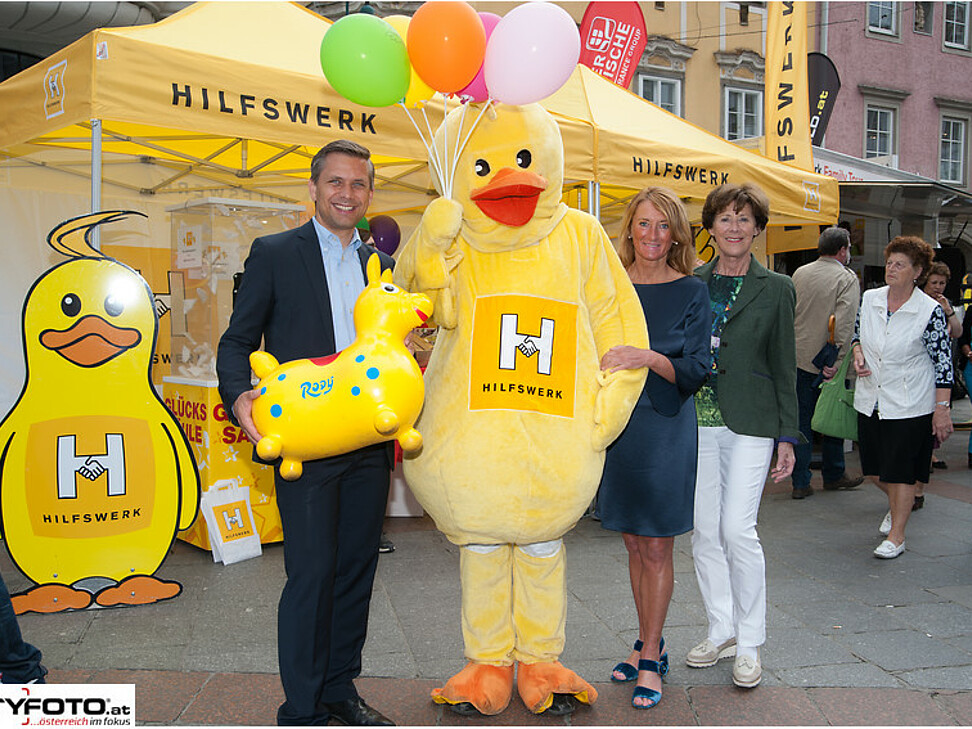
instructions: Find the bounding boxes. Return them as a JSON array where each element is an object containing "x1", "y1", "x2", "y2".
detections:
[{"x1": 319, "y1": 1, "x2": 580, "y2": 198}]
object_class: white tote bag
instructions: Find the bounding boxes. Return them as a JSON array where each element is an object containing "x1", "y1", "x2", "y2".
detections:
[{"x1": 200, "y1": 479, "x2": 263, "y2": 565}]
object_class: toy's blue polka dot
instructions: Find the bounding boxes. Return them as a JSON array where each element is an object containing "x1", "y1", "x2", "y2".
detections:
[
  {"x1": 355, "y1": 354, "x2": 365, "y2": 363},
  {"x1": 271, "y1": 404, "x2": 282, "y2": 418},
  {"x1": 366, "y1": 367, "x2": 379, "y2": 380},
  {"x1": 351, "y1": 386, "x2": 361, "y2": 396},
  {"x1": 260, "y1": 387, "x2": 266, "y2": 395},
  {"x1": 277, "y1": 374, "x2": 286, "y2": 381}
]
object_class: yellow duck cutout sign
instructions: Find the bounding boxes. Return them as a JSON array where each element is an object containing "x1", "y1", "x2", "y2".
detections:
[
  {"x1": 394, "y1": 103, "x2": 649, "y2": 716},
  {"x1": 0, "y1": 211, "x2": 200, "y2": 615},
  {"x1": 249, "y1": 254, "x2": 432, "y2": 480}
]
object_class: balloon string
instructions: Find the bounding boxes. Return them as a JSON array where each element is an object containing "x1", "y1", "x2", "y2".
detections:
[
  {"x1": 421, "y1": 103, "x2": 447, "y2": 198},
  {"x1": 449, "y1": 101, "x2": 469, "y2": 195},
  {"x1": 442, "y1": 92, "x2": 451, "y2": 198},
  {"x1": 399, "y1": 103, "x2": 446, "y2": 193},
  {"x1": 449, "y1": 99, "x2": 492, "y2": 191}
]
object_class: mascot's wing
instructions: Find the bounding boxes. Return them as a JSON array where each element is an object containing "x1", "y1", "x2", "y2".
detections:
[
  {"x1": 581, "y1": 215, "x2": 650, "y2": 452},
  {"x1": 393, "y1": 198, "x2": 463, "y2": 330},
  {"x1": 47, "y1": 211, "x2": 146, "y2": 259}
]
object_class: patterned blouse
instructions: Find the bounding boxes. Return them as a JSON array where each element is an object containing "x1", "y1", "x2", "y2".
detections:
[{"x1": 695, "y1": 274, "x2": 745, "y2": 427}]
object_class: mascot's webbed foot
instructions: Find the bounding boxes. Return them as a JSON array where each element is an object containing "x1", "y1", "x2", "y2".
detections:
[
  {"x1": 431, "y1": 662, "x2": 514, "y2": 716},
  {"x1": 95, "y1": 575, "x2": 182, "y2": 607},
  {"x1": 12, "y1": 584, "x2": 93, "y2": 615},
  {"x1": 516, "y1": 660, "x2": 597, "y2": 715}
]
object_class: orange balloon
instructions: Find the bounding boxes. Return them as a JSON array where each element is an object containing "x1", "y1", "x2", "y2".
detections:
[{"x1": 407, "y1": 1, "x2": 486, "y2": 94}]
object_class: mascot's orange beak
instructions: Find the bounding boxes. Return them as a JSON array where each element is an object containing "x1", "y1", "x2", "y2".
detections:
[
  {"x1": 469, "y1": 168, "x2": 547, "y2": 227},
  {"x1": 40, "y1": 315, "x2": 141, "y2": 368}
]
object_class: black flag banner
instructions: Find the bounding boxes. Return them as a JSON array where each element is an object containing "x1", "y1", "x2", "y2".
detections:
[{"x1": 808, "y1": 52, "x2": 841, "y2": 147}]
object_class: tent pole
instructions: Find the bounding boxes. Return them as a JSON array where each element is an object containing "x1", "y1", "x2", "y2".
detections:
[
  {"x1": 586, "y1": 181, "x2": 601, "y2": 220},
  {"x1": 91, "y1": 118, "x2": 103, "y2": 248}
]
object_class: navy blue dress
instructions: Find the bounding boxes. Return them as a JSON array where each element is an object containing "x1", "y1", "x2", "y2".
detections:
[{"x1": 598, "y1": 277, "x2": 712, "y2": 537}]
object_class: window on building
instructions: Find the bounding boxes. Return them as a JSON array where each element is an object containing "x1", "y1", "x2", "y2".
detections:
[
  {"x1": 865, "y1": 104, "x2": 895, "y2": 158},
  {"x1": 868, "y1": 1, "x2": 898, "y2": 35},
  {"x1": 940, "y1": 116, "x2": 967, "y2": 183},
  {"x1": 640, "y1": 76, "x2": 682, "y2": 116},
  {"x1": 945, "y1": 1, "x2": 971, "y2": 49},
  {"x1": 725, "y1": 88, "x2": 762, "y2": 141}
]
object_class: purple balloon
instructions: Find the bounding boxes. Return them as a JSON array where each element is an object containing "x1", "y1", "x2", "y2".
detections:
[
  {"x1": 369, "y1": 215, "x2": 401, "y2": 256},
  {"x1": 457, "y1": 12, "x2": 502, "y2": 103}
]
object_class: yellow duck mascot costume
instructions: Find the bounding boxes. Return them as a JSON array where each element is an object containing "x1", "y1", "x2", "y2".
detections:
[
  {"x1": 0, "y1": 211, "x2": 200, "y2": 614},
  {"x1": 394, "y1": 103, "x2": 649, "y2": 716}
]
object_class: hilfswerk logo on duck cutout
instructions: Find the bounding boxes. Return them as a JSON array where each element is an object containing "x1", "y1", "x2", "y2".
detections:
[{"x1": 469, "y1": 295, "x2": 577, "y2": 417}]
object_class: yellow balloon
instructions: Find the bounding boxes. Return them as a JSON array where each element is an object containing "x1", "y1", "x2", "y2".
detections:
[
  {"x1": 385, "y1": 14, "x2": 436, "y2": 108},
  {"x1": 249, "y1": 255, "x2": 433, "y2": 481}
]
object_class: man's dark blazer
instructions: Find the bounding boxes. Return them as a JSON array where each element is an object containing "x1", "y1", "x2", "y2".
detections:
[
  {"x1": 695, "y1": 254, "x2": 801, "y2": 443},
  {"x1": 216, "y1": 219, "x2": 394, "y2": 431}
]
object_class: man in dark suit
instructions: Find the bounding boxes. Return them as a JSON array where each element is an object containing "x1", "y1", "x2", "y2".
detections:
[{"x1": 216, "y1": 140, "x2": 395, "y2": 726}]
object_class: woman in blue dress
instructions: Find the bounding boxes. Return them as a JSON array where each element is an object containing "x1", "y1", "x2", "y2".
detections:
[{"x1": 598, "y1": 187, "x2": 711, "y2": 710}]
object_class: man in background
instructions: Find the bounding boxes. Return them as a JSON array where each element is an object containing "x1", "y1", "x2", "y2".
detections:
[{"x1": 791, "y1": 225, "x2": 863, "y2": 499}]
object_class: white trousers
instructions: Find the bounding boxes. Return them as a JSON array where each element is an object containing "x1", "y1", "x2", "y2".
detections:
[{"x1": 692, "y1": 426, "x2": 774, "y2": 649}]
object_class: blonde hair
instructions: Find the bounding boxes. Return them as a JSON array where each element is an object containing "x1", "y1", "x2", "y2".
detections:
[{"x1": 616, "y1": 187, "x2": 696, "y2": 276}]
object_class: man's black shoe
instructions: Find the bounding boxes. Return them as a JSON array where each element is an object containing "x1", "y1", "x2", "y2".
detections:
[
  {"x1": 378, "y1": 533, "x2": 395, "y2": 554},
  {"x1": 791, "y1": 487, "x2": 814, "y2": 500},
  {"x1": 324, "y1": 697, "x2": 394, "y2": 726},
  {"x1": 822, "y1": 475, "x2": 864, "y2": 491}
]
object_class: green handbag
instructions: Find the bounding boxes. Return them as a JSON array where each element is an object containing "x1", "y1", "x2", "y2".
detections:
[{"x1": 811, "y1": 349, "x2": 858, "y2": 441}]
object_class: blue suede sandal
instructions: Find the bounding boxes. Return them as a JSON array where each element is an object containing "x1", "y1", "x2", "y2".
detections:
[
  {"x1": 612, "y1": 638, "x2": 669, "y2": 682},
  {"x1": 610, "y1": 639, "x2": 643, "y2": 682},
  {"x1": 632, "y1": 659, "x2": 663, "y2": 709}
]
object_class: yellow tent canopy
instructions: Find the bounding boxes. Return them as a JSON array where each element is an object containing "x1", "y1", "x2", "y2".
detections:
[{"x1": 0, "y1": 1, "x2": 837, "y2": 233}]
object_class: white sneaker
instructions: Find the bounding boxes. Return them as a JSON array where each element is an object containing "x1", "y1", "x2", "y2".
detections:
[
  {"x1": 685, "y1": 637, "x2": 736, "y2": 668},
  {"x1": 879, "y1": 510, "x2": 892, "y2": 536},
  {"x1": 874, "y1": 539, "x2": 905, "y2": 559},
  {"x1": 732, "y1": 651, "x2": 762, "y2": 688}
]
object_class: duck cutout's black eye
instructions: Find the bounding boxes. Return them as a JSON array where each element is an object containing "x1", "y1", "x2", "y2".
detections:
[
  {"x1": 516, "y1": 149, "x2": 532, "y2": 168},
  {"x1": 104, "y1": 294, "x2": 124, "y2": 317},
  {"x1": 475, "y1": 159, "x2": 491, "y2": 177},
  {"x1": 61, "y1": 294, "x2": 81, "y2": 317},
  {"x1": 382, "y1": 283, "x2": 398, "y2": 294}
]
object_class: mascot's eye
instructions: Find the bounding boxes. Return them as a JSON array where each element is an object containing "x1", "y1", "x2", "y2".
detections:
[
  {"x1": 474, "y1": 159, "x2": 490, "y2": 177},
  {"x1": 516, "y1": 149, "x2": 532, "y2": 168},
  {"x1": 61, "y1": 294, "x2": 81, "y2": 317},
  {"x1": 382, "y1": 283, "x2": 398, "y2": 294},
  {"x1": 104, "y1": 295, "x2": 124, "y2": 317}
]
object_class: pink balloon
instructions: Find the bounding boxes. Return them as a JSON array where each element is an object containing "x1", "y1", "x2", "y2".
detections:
[
  {"x1": 457, "y1": 12, "x2": 501, "y2": 103},
  {"x1": 484, "y1": 3, "x2": 580, "y2": 105}
]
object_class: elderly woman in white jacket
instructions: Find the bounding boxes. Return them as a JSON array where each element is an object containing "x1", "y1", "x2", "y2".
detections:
[{"x1": 852, "y1": 236, "x2": 953, "y2": 559}]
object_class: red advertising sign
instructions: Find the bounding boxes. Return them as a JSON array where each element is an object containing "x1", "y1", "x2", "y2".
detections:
[{"x1": 578, "y1": 2, "x2": 647, "y2": 89}]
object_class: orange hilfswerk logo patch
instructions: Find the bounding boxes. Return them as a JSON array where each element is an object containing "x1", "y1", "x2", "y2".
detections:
[
  {"x1": 213, "y1": 500, "x2": 256, "y2": 542},
  {"x1": 25, "y1": 416, "x2": 155, "y2": 538},
  {"x1": 469, "y1": 295, "x2": 577, "y2": 417},
  {"x1": 44, "y1": 60, "x2": 67, "y2": 120}
]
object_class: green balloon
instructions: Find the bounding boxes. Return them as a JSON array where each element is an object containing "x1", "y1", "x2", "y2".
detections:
[{"x1": 320, "y1": 14, "x2": 410, "y2": 108}]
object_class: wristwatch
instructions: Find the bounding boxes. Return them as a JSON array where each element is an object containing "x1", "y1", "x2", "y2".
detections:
[{"x1": 936, "y1": 400, "x2": 951, "y2": 408}]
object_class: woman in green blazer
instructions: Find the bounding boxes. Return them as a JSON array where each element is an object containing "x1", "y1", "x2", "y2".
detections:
[{"x1": 686, "y1": 183, "x2": 799, "y2": 690}]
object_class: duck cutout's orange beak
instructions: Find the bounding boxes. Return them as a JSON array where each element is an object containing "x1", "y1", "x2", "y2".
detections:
[
  {"x1": 40, "y1": 314, "x2": 142, "y2": 368},
  {"x1": 469, "y1": 167, "x2": 547, "y2": 227},
  {"x1": 416, "y1": 308, "x2": 429, "y2": 323}
]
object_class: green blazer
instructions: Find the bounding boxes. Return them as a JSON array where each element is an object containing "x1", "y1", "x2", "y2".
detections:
[{"x1": 695, "y1": 254, "x2": 801, "y2": 442}]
